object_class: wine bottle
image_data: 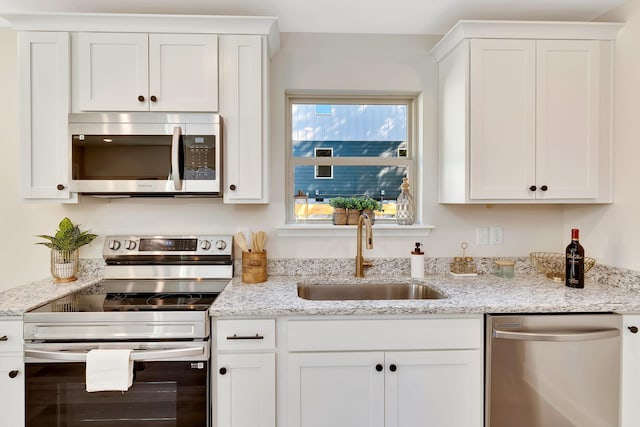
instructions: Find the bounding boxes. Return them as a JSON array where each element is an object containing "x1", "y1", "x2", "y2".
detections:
[{"x1": 565, "y1": 228, "x2": 585, "y2": 288}]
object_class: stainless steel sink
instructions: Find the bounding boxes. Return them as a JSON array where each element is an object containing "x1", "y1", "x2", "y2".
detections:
[{"x1": 296, "y1": 283, "x2": 446, "y2": 301}]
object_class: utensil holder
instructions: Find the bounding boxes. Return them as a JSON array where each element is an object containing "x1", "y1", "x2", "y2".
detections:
[{"x1": 242, "y1": 250, "x2": 267, "y2": 284}]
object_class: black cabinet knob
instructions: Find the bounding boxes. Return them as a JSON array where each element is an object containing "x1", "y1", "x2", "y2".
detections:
[
  {"x1": 389, "y1": 364, "x2": 397, "y2": 372},
  {"x1": 150, "y1": 95, "x2": 157, "y2": 102},
  {"x1": 219, "y1": 367, "x2": 227, "y2": 375},
  {"x1": 138, "y1": 95, "x2": 145, "y2": 102},
  {"x1": 375, "y1": 364, "x2": 383, "y2": 372},
  {"x1": 229, "y1": 184, "x2": 237, "y2": 191},
  {"x1": 540, "y1": 185, "x2": 548, "y2": 191},
  {"x1": 529, "y1": 185, "x2": 537, "y2": 191},
  {"x1": 629, "y1": 326, "x2": 639, "y2": 334},
  {"x1": 56, "y1": 184, "x2": 65, "y2": 191},
  {"x1": 8, "y1": 370, "x2": 18, "y2": 379}
]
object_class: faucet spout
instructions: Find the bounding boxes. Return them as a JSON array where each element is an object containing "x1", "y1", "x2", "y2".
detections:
[{"x1": 355, "y1": 213, "x2": 374, "y2": 277}]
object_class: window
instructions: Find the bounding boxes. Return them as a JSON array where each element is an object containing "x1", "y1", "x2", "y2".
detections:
[
  {"x1": 314, "y1": 148, "x2": 333, "y2": 179},
  {"x1": 286, "y1": 95, "x2": 416, "y2": 223}
]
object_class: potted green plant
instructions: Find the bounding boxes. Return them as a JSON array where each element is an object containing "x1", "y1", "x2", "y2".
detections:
[
  {"x1": 329, "y1": 197, "x2": 349, "y2": 225},
  {"x1": 344, "y1": 197, "x2": 365, "y2": 225},
  {"x1": 359, "y1": 198, "x2": 382, "y2": 225},
  {"x1": 36, "y1": 217, "x2": 98, "y2": 283}
]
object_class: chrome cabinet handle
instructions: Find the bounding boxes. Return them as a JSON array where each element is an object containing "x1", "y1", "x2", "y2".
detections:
[
  {"x1": 494, "y1": 328, "x2": 619, "y2": 342},
  {"x1": 25, "y1": 347, "x2": 204, "y2": 362},
  {"x1": 226, "y1": 334, "x2": 264, "y2": 340}
]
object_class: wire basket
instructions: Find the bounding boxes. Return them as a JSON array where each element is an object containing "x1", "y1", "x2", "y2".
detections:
[{"x1": 530, "y1": 252, "x2": 596, "y2": 282}]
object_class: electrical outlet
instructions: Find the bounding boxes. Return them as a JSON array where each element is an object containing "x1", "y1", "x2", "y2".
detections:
[
  {"x1": 490, "y1": 226, "x2": 503, "y2": 245},
  {"x1": 476, "y1": 227, "x2": 489, "y2": 245}
]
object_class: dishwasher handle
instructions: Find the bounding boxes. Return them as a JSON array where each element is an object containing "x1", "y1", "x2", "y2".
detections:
[{"x1": 493, "y1": 328, "x2": 620, "y2": 342}]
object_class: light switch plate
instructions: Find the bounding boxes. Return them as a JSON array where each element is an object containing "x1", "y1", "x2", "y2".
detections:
[{"x1": 490, "y1": 226, "x2": 503, "y2": 245}]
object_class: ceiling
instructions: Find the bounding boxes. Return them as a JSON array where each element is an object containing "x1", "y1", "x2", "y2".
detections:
[{"x1": 0, "y1": 0, "x2": 627, "y2": 35}]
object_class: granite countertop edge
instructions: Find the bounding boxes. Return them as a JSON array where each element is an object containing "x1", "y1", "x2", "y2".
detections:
[
  {"x1": 208, "y1": 274, "x2": 640, "y2": 318},
  {"x1": 2, "y1": 272, "x2": 640, "y2": 318},
  {"x1": 0, "y1": 275, "x2": 103, "y2": 317}
]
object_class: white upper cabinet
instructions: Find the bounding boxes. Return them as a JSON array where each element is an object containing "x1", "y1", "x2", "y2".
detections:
[
  {"x1": 74, "y1": 32, "x2": 218, "y2": 112},
  {"x1": 431, "y1": 21, "x2": 622, "y2": 204},
  {"x1": 220, "y1": 35, "x2": 270, "y2": 203},
  {"x1": 18, "y1": 31, "x2": 77, "y2": 202}
]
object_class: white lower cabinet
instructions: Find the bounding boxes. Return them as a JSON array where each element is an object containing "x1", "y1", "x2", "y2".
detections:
[
  {"x1": 216, "y1": 353, "x2": 275, "y2": 427},
  {"x1": 287, "y1": 317, "x2": 484, "y2": 427},
  {"x1": 213, "y1": 319, "x2": 276, "y2": 427},
  {"x1": 621, "y1": 314, "x2": 640, "y2": 427},
  {"x1": 288, "y1": 349, "x2": 481, "y2": 427},
  {"x1": 0, "y1": 318, "x2": 24, "y2": 427}
]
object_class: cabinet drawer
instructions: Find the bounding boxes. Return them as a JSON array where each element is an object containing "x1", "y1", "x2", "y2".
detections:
[
  {"x1": 288, "y1": 317, "x2": 483, "y2": 352},
  {"x1": 216, "y1": 319, "x2": 275, "y2": 351},
  {"x1": 0, "y1": 319, "x2": 23, "y2": 353}
]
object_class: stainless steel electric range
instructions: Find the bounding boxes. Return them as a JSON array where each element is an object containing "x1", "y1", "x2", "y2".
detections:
[{"x1": 23, "y1": 234, "x2": 233, "y2": 427}]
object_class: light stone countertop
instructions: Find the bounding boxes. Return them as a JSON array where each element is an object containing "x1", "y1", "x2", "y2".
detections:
[
  {"x1": 0, "y1": 275, "x2": 103, "y2": 316},
  {"x1": 209, "y1": 274, "x2": 640, "y2": 317},
  {"x1": 3, "y1": 258, "x2": 640, "y2": 318}
]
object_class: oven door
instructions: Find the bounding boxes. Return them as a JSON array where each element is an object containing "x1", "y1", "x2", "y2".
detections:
[{"x1": 24, "y1": 341, "x2": 209, "y2": 427}]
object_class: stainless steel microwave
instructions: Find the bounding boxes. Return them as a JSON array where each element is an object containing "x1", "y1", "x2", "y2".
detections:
[{"x1": 69, "y1": 113, "x2": 221, "y2": 196}]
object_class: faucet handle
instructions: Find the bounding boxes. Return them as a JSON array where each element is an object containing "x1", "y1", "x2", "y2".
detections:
[{"x1": 362, "y1": 260, "x2": 373, "y2": 268}]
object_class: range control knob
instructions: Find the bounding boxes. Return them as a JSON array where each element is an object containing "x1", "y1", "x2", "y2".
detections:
[
  {"x1": 200, "y1": 240, "x2": 212, "y2": 251},
  {"x1": 108, "y1": 240, "x2": 121, "y2": 251},
  {"x1": 124, "y1": 240, "x2": 137, "y2": 251},
  {"x1": 215, "y1": 240, "x2": 227, "y2": 251}
]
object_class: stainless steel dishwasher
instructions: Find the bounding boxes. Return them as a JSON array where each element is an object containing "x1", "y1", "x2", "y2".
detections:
[{"x1": 486, "y1": 313, "x2": 621, "y2": 427}]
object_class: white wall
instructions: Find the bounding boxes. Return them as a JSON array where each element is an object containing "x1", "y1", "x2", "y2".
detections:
[
  {"x1": 565, "y1": 0, "x2": 640, "y2": 270},
  {"x1": 0, "y1": 29, "x2": 567, "y2": 291}
]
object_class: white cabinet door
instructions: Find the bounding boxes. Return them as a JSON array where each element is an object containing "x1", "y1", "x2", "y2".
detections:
[
  {"x1": 385, "y1": 350, "x2": 483, "y2": 427},
  {"x1": 535, "y1": 40, "x2": 601, "y2": 200},
  {"x1": 469, "y1": 39, "x2": 536, "y2": 200},
  {"x1": 216, "y1": 353, "x2": 275, "y2": 427},
  {"x1": 288, "y1": 352, "x2": 385, "y2": 427},
  {"x1": 77, "y1": 32, "x2": 149, "y2": 111},
  {"x1": 621, "y1": 315, "x2": 640, "y2": 427},
  {"x1": 18, "y1": 31, "x2": 76, "y2": 202},
  {"x1": 0, "y1": 356, "x2": 24, "y2": 427},
  {"x1": 220, "y1": 35, "x2": 269, "y2": 203},
  {"x1": 0, "y1": 319, "x2": 24, "y2": 427},
  {"x1": 149, "y1": 34, "x2": 218, "y2": 112}
]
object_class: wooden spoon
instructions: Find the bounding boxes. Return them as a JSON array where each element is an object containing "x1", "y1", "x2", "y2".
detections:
[{"x1": 234, "y1": 232, "x2": 249, "y2": 252}]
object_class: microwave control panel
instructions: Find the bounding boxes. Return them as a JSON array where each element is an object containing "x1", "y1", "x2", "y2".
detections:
[{"x1": 184, "y1": 135, "x2": 216, "y2": 180}]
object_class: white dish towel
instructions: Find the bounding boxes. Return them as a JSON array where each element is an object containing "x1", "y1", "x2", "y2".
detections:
[{"x1": 85, "y1": 349, "x2": 134, "y2": 392}]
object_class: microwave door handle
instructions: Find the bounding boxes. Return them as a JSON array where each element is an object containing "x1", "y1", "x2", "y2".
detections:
[
  {"x1": 171, "y1": 126, "x2": 183, "y2": 191},
  {"x1": 25, "y1": 346, "x2": 204, "y2": 362}
]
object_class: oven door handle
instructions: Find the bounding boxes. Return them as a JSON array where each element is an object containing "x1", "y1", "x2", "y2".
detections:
[{"x1": 25, "y1": 346, "x2": 204, "y2": 362}]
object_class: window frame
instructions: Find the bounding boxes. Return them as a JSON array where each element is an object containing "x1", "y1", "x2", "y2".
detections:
[{"x1": 285, "y1": 93, "x2": 418, "y2": 225}]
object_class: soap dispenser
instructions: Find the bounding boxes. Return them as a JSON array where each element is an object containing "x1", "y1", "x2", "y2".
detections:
[{"x1": 411, "y1": 242, "x2": 424, "y2": 278}]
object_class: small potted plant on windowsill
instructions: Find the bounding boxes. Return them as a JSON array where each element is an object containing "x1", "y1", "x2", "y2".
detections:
[
  {"x1": 329, "y1": 197, "x2": 349, "y2": 225},
  {"x1": 359, "y1": 198, "x2": 382, "y2": 225},
  {"x1": 36, "y1": 217, "x2": 98, "y2": 283},
  {"x1": 345, "y1": 197, "x2": 363, "y2": 225}
]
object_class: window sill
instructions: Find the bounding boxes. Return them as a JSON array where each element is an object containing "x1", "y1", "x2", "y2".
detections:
[{"x1": 276, "y1": 223, "x2": 435, "y2": 238}]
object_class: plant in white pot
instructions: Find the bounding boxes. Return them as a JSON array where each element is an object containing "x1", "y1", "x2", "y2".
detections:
[{"x1": 36, "y1": 217, "x2": 97, "y2": 283}]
